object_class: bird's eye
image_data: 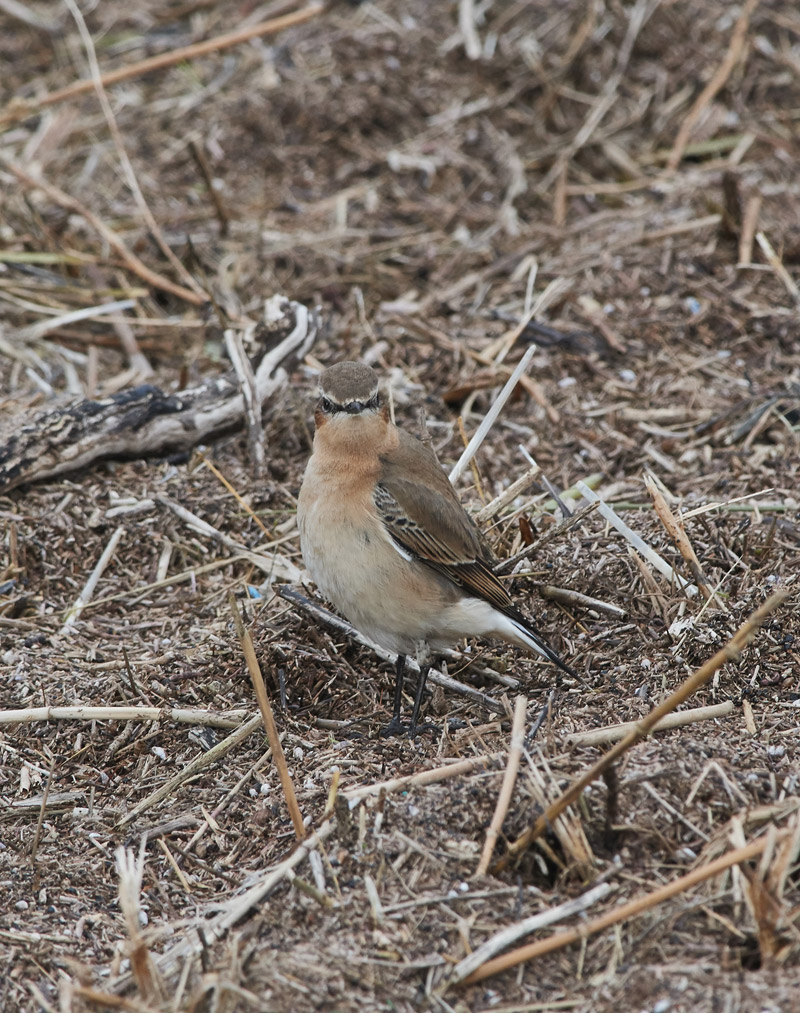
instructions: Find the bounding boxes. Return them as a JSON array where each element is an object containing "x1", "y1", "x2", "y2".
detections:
[{"x1": 320, "y1": 397, "x2": 333, "y2": 413}]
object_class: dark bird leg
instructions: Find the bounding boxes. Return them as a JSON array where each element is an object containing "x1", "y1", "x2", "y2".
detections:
[
  {"x1": 408, "y1": 664, "x2": 431, "y2": 737},
  {"x1": 380, "y1": 654, "x2": 407, "y2": 737}
]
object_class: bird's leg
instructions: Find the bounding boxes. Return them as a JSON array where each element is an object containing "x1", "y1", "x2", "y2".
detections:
[
  {"x1": 380, "y1": 654, "x2": 407, "y2": 737},
  {"x1": 408, "y1": 664, "x2": 430, "y2": 737}
]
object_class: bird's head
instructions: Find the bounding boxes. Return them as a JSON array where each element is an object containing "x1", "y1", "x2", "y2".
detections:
[{"x1": 315, "y1": 361, "x2": 384, "y2": 428}]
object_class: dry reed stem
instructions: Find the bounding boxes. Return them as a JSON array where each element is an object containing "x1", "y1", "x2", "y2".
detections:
[
  {"x1": 63, "y1": 0, "x2": 206, "y2": 299},
  {"x1": 458, "y1": 0, "x2": 481, "y2": 60},
  {"x1": 117, "y1": 715, "x2": 265, "y2": 829},
  {"x1": 3, "y1": 160, "x2": 206, "y2": 306},
  {"x1": 755, "y1": 231, "x2": 800, "y2": 308},
  {"x1": 475, "y1": 694, "x2": 527, "y2": 876},
  {"x1": 344, "y1": 751, "x2": 504, "y2": 801},
  {"x1": 539, "y1": 584, "x2": 627, "y2": 618},
  {"x1": 449, "y1": 345, "x2": 536, "y2": 485},
  {"x1": 156, "y1": 838, "x2": 193, "y2": 895},
  {"x1": 457, "y1": 414, "x2": 487, "y2": 503},
  {"x1": 0, "y1": 705, "x2": 249, "y2": 727},
  {"x1": 465, "y1": 836, "x2": 772, "y2": 985},
  {"x1": 496, "y1": 589, "x2": 789, "y2": 869},
  {"x1": 116, "y1": 843, "x2": 165, "y2": 1002},
  {"x1": 0, "y1": 5, "x2": 324, "y2": 126},
  {"x1": 443, "y1": 880, "x2": 614, "y2": 989},
  {"x1": 566, "y1": 700, "x2": 735, "y2": 747},
  {"x1": 643, "y1": 473, "x2": 720, "y2": 605},
  {"x1": 667, "y1": 0, "x2": 760, "y2": 171},
  {"x1": 228, "y1": 592, "x2": 305, "y2": 840},
  {"x1": 738, "y1": 194, "x2": 762, "y2": 265},
  {"x1": 15, "y1": 298, "x2": 136, "y2": 343},
  {"x1": 576, "y1": 480, "x2": 698, "y2": 596},
  {"x1": 61, "y1": 525, "x2": 125, "y2": 631},
  {"x1": 474, "y1": 463, "x2": 540, "y2": 524},
  {"x1": 197, "y1": 452, "x2": 272, "y2": 539}
]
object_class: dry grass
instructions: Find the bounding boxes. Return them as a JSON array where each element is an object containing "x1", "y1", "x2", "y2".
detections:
[{"x1": 1, "y1": 1, "x2": 799, "y2": 1011}]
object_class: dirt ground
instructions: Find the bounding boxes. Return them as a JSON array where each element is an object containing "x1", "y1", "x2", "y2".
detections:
[{"x1": 1, "y1": 1, "x2": 799, "y2": 1011}]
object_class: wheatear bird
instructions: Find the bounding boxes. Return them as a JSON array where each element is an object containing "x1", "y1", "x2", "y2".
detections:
[{"x1": 297, "y1": 361, "x2": 573, "y2": 734}]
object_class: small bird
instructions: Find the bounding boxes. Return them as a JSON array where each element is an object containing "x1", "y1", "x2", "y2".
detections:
[{"x1": 297, "y1": 361, "x2": 573, "y2": 734}]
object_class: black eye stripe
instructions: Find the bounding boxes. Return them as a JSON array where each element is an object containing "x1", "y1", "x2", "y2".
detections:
[{"x1": 320, "y1": 392, "x2": 380, "y2": 414}]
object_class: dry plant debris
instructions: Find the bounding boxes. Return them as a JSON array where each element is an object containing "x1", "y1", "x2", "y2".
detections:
[{"x1": 1, "y1": 1, "x2": 799, "y2": 1011}]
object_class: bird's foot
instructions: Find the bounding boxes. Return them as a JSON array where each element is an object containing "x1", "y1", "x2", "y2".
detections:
[
  {"x1": 379, "y1": 717, "x2": 437, "y2": 739},
  {"x1": 379, "y1": 716, "x2": 408, "y2": 738}
]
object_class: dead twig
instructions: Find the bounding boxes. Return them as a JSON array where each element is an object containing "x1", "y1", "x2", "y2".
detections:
[
  {"x1": 465, "y1": 836, "x2": 773, "y2": 984},
  {"x1": 0, "y1": 5, "x2": 324, "y2": 127},
  {"x1": 117, "y1": 715, "x2": 266, "y2": 829},
  {"x1": 228, "y1": 592, "x2": 305, "y2": 841},
  {"x1": 495, "y1": 589, "x2": 790, "y2": 869},
  {"x1": 474, "y1": 463, "x2": 540, "y2": 524},
  {"x1": 576, "y1": 480, "x2": 698, "y2": 597},
  {"x1": 449, "y1": 346, "x2": 536, "y2": 485},
  {"x1": 61, "y1": 526, "x2": 125, "y2": 631},
  {"x1": 539, "y1": 584, "x2": 627, "y2": 618},
  {"x1": 667, "y1": 0, "x2": 760, "y2": 172},
  {"x1": 1, "y1": 160, "x2": 206, "y2": 306},
  {"x1": 566, "y1": 700, "x2": 735, "y2": 747},
  {"x1": 475, "y1": 695, "x2": 527, "y2": 876},
  {"x1": 0, "y1": 705, "x2": 250, "y2": 728},
  {"x1": 755, "y1": 231, "x2": 800, "y2": 309},
  {"x1": 738, "y1": 194, "x2": 762, "y2": 266},
  {"x1": 643, "y1": 473, "x2": 722, "y2": 605},
  {"x1": 442, "y1": 880, "x2": 614, "y2": 989}
]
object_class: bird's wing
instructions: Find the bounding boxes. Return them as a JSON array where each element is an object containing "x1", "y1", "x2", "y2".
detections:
[
  {"x1": 376, "y1": 431, "x2": 513, "y2": 611},
  {"x1": 377, "y1": 430, "x2": 575, "y2": 677}
]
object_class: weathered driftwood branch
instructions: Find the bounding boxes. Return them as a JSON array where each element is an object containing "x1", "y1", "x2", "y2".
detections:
[{"x1": 0, "y1": 296, "x2": 318, "y2": 493}]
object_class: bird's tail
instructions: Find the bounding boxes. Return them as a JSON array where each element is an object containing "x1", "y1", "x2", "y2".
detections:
[{"x1": 504, "y1": 609, "x2": 576, "y2": 678}]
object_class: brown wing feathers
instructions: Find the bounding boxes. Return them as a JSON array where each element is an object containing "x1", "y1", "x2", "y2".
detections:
[{"x1": 376, "y1": 431, "x2": 515, "y2": 612}]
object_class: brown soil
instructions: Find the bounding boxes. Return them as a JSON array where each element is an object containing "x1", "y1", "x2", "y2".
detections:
[{"x1": 1, "y1": 2, "x2": 799, "y2": 1011}]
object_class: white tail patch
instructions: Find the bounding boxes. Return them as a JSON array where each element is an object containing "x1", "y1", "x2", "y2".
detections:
[{"x1": 501, "y1": 615, "x2": 552, "y2": 661}]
